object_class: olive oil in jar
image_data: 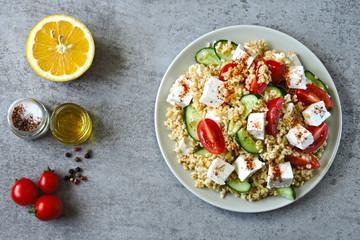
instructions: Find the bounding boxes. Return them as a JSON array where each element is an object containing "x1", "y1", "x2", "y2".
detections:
[{"x1": 50, "y1": 103, "x2": 92, "y2": 145}]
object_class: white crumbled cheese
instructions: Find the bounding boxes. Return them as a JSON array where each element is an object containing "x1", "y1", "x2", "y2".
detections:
[
  {"x1": 206, "y1": 158, "x2": 235, "y2": 185},
  {"x1": 286, "y1": 124, "x2": 314, "y2": 150},
  {"x1": 232, "y1": 44, "x2": 255, "y2": 69},
  {"x1": 199, "y1": 76, "x2": 225, "y2": 108},
  {"x1": 175, "y1": 137, "x2": 195, "y2": 156},
  {"x1": 189, "y1": 64, "x2": 205, "y2": 77},
  {"x1": 247, "y1": 112, "x2": 266, "y2": 140},
  {"x1": 302, "y1": 101, "x2": 331, "y2": 126},
  {"x1": 205, "y1": 109, "x2": 221, "y2": 125},
  {"x1": 234, "y1": 153, "x2": 265, "y2": 181},
  {"x1": 267, "y1": 162, "x2": 294, "y2": 189},
  {"x1": 288, "y1": 52, "x2": 302, "y2": 66},
  {"x1": 167, "y1": 75, "x2": 192, "y2": 108},
  {"x1": 284, "y1": 66, "x2": 307, "y2": 89}
]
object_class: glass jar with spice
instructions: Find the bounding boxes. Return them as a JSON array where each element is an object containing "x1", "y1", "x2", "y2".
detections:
[
  {"x1": 7, "y1": 98, "x2": 50, "y2": 139},
  {"x1": 50, "y1": 103, "x2": 92, "y2": 145}
]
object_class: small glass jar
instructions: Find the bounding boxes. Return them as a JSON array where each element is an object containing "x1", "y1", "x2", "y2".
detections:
[
  {"x1": 7, "y1": 98, "x2": 50, "y2": 139},
  {"x1": 50, "y1": 103, "x2": 92, "y2": 145}
]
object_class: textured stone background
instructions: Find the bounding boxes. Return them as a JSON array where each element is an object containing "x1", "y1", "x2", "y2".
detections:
[{"x1": 0, "y1": 0, "x2": 359, "y2": 239}]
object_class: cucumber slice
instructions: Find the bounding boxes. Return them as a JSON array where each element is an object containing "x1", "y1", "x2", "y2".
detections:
[
  {"x1": 264, "y1": 85, "x2": 284, "y2": 98},
  {"x1": 227, "y1": 120, "x2": 242, "y2": 136},
  {"x1": 195, "y1": 47, "x2": 222, "y2": 65},
  {"x1": 235, "y1": 128, "x2": 260, "y2": 154},
  {"x1": 226, "y1": 178, "x2": 251, "y2": 193},
  {"x1": 240, "y1": 94, "x2": 262, "y2": 119},
  {"x1": 276, "y1": 186, "x2": 296, "y2": 200},
  {"x1": 184, "y1": 104, "x2": 201, "y2": 141},
  {"x1": 305, "y1": 70, "x2": 329, "y2": 94},
  {"x1": 194, "y1": 148, "x2": 210, "y2": 156},
  {"x1": 214, "y1": 40, "x2": 238, "y2": 61}
]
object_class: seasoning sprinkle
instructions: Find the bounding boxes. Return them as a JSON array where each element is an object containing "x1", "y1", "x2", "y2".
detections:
[
  {"x1": 74, "y1": 147, "x2": 81, "y2": 152},
  {"x1": 80, "y1": 176, "x2": 86, "y2": 181},
  {"x1": 75, "y1": 167, "x2": 82, "y2": 172},
  {"x1": 11, "y1": 104, "x2": 41, "y2": 131},
  {"x1": 64, "y1": 175, "x2": 69, "y2": 181},
  {"x1": 75, "y1": 157, "x2": 81, "y2": 162},
  {"x1": 69, "y1": 169, "x2": 75, "y2": 174},
  {"x1": 65, "y1": 153, "x2": 72, "y2": 158},
  {"x1": 75, "y1": 173, "x2": 81, "y2": 178},
  {"x1": 70, "y1": 177, "x2": 74, "y2": 182},
  {"x1": 84, "y1": 152, "x2": 91, "y2": 159},
  {"x1": 73, "y1": 179, "x2": 80, "y2": 185}
]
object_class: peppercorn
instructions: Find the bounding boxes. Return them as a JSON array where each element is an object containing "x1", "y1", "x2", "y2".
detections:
[
  {"x1": 74, "y1": 147, "x2": 81, "y2": 152},
  {"x1": 67, "y1": 173, "x2": 72, "y2": 177},
  {"x1": 75, "y1": 173, "x2": 81, "y2": 178},
  {"x1": 69, "y1": 169, "x2": 75, "y2": 174},
  {"x1": 84, "y1": 152, "x2": 91, "y2": 159},
  {"x1": 86, "y1": 149, "x2": 92, "y2": 154},
  {"x1": 70, "y1": 177, "x2": 74, "y2": 182},
  {"x1": 65, "y1": 152, "x2": 72, "y2": 157},
  {"x1": 74, "y1": 157, "x2": 81, "y2": 162},
  {"x1": 81, "y1": 176, "x2": 86, "y2": 181},
  {"x1": 64, "y1": 175, "x2": 69, "y2": 181},
  {"x1": 75, "y1": 167, "x2": 82, "y2": 172},
  {"x1": 73, "y1": 179, "x2": 80, "y2": 185}
]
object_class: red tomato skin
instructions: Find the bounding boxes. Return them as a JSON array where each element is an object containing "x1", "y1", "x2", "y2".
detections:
[
  {"x1": 246, "y1": 62, "x2": 268, "y2": 94},
  {"x1": 285, "y1": 152, "x2": 320, "y2": 169},
  {"x1": 266, "y1": 98, "x2": 285, "y2": 136},
  {"x1": 34, "y1": 195, "x2": 63, "y2": 221},
  {"x1": 197, "y1": 119, "x2": 225, "y2": 155},
  {"x1": 11, "y1": 178, "x2": 39, "y2": 206},
  {"x1": 303, "y1": 123, "x2": 328, "y2": 153},
  {"x1": 266, "y1": 60, "x2": 284, "y2": 84},
  {"x1": 38, "y1": 172, "x2": 59, "y2": 194},
  {"x1": 296, "y1": 84, "x2": 333, "y2": 108},
  {"x1": 219, "y1": 63, "x2": 238, "y2": 81}
]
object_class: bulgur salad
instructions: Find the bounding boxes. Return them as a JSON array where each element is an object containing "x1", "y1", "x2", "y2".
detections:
[{"x1": 165, "y1": 39, "x2": 333, "y2": 201}]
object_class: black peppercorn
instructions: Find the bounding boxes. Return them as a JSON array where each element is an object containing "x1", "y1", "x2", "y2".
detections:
[
  {"x1": 75, "y1": 157, "x2": 81, "y2": 162},
  {"x1": 65, "y1": 153, "x2": 72, "y2": 157},
  {"x1": 69, "y1": 169, "x2": 75, "y2": 174},
  {"x1": 64, "y1": 175, "x2": 69, "y2": 181},
  {"x1": 84, "y1": 152, "x2": 90, "y2": 159},
  {"x1": 75, "y1": 167, "x2": 82, "y2": 172}
]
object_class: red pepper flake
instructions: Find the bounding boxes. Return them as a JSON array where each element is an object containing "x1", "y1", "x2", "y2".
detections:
[
  {"x1": 80, "y1": 176, "x2": 86, "y2": 181},
  {"x1": 271, "y1": 164, "x2": 281, "y2": 180},
  {"x1": 74, "y1": 147, "x2": 81, "y2": 152}
]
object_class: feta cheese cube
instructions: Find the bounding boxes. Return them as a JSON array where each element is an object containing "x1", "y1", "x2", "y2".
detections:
[
  {"x1": 284, "y1": 66, "x2": 307, "y2": 89},
  {"x1": 302, "y1": 101, "x2": 331, "y2": 126},
  {"x1": 247, "y1": 112, "x2": 266, "y2": 140},
  {"x1": 234, "y1": 153, "x2": 265, "y2": 181},
  {"x1": 206, "y1": 158, "x2": 235, "y2": 185},
  {"x1": 286, "y1": 124, "x2": 314, "y2": 150},
  {"x1": 205, "y1": 109, "x2": 221, "y2": 125},
  {"x1": 232, "y1": 44, "x2": 255, "y2": 69},
  {"x1": 288, "y1": 52, "x2": 302, "y2": 66},
  {"x1": 167, "y1": 76, "x2": 192, "y2": 108},
  {"x1": 267, "y1": 162, "x2": 294, "y2": 189},
  {"x1": 199, "y1": 76, "x2": 225, "y2": 108},
  {"x1": 175, "y1": 137, "x2": 195, "y2": 156}
]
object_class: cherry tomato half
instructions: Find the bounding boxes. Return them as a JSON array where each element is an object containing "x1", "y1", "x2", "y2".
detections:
[
  {"x1": 285, "y1": 151, "x2": 320, "y2": 169},
  {"x1": 246, "y1": 61, "x2": 267, "y2": 94},
  {"x1": 38, "y1": 167, "x2": 59, "y2": 194},
  {"x1": 11, "y1": 178, "x2": 39, "y2": 206},
  {"x1": 33, "y1": 195, "x2": 64, "y2": 221},
  {"x1": 266, "y1": 97, "x2": 285, "y2": 136},
  {"x1": 219, "y1": 63, "x2": 238, "y2": 81},
  {"x1": 197, "y1": 118, "x2": 225, "y2": 155},
  {"x1": 266, "y1": 60, "x2": 284, "y2": 84},
  {"x1": 303, "y1": 123, "x2": 328, "y2": 153},
  {"x1": 296, "y1": 84, "x2": 333, "y2": 108}
]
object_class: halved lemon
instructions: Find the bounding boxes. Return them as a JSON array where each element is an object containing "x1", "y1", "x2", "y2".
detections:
[{"x1": 26, "y1": 15, "x2": 95, "y2": 82}]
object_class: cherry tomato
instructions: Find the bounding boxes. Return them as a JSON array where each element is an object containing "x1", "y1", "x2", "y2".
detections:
[
  {"x1": 285, "y1": 151, "x2": 320, "y2": 169},
  {"x1": 197, "y1": 118, "x2": 225, "y2": 155},
  {"x1": 266, "y1": 97, "x2": 285, "y2": 136},
  {"x1": 266, "y1": 60, "x2": 284, "y2": 84},
  {"x1": 303, "y1": 123, "x2": 328, "y2": 153},
  {"x1": 246, "y1": 61, "x2": 267, "y2": 94},
  {"x1": 32, "y1": 195, "x2": 63, "y2": 221},
  {"x1": 11, "y1": 178, "x2": 39, "y2": 206},
  {"x1": 296, "y1": 84, "x2": 333, "y2": 108},
  {"x1": 38, "y1": 167, "x2": 59, "y2": 193},
  {"x1": 219, "y1": 63, "x2": 238, "y2": 81}
]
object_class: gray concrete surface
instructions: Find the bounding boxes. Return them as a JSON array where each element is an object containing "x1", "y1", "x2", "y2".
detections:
[{"x1": 0, "y1": 0, "x2": 359, "y2": 239}]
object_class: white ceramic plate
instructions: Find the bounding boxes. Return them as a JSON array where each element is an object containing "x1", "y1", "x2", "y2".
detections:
[{"x1": 154, "y1": 25, "x2": 342, "y2": 213}]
